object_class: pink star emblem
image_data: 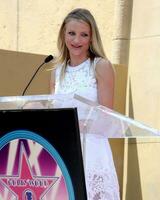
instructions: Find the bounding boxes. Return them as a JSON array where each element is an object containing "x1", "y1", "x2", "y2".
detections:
[{"x1": 0, "y1": 143, "x2": 59, "y2": 200}]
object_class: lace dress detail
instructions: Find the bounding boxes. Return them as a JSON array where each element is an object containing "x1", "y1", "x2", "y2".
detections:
[
  {"x1": 84, "y1": 135, "x2": 120, "y2": 200},
  {"x1": 54, "y1": 58, "x2": 120, "y2": 200},
  {"x1": 55, "y1": 58, "x2": 98, "y2": 102}
]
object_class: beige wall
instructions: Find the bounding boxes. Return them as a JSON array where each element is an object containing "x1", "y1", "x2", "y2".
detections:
[
  {"x1": 122, "y1": 138, "x2": 160, "y2": 200},
  {"x1": 114, "y1": 2, "x2": 160, "y2": 196},
  {"x1": 0, "y1": 0, "x2": 115, "y2": 60},
  {"x1": 0, "y1": 1, "x2": 17, "y2": 50},
  {"x1": 125, "y1": 0, "x2": 160, "y2": 130},
  {"x1": 0, "y1": 50, "x2": 51, "y2": 96},
  {"x1": 1, "y1": 1, "x2": 160, "y2": 200},
  {"x1": 111, "y1": 0, "x2": 160, "y2": 130}
]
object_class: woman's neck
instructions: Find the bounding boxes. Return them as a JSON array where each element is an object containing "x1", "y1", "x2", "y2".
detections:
[{"x1": 69, "y1": 55, "x2": 89, "y2": 67}]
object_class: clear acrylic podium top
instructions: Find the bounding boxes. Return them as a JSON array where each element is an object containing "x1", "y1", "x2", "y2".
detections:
[{"x1": 0, "y1": 94, "x2": 159, "y2": 138}]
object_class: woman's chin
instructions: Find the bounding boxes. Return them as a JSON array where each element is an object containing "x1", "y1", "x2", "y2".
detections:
[{"x1": 70, "y1": 50, "x2": 85, "y2": 57}]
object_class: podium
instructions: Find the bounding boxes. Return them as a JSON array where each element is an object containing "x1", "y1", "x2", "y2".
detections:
[
  {"x1": 0, "y1": 95, "x2": 87, "y2": 200},
  {"x1": 0, "y1": 94, "x2": 160, "y2": 200}
]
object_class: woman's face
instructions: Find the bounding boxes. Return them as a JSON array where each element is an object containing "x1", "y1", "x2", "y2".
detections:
[{"x1": 64, "y1": 19, "x2": 91, "y2": 59}]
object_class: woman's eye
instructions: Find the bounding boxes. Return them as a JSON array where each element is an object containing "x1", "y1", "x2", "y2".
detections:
[
  {"x1": 68, "y1": 31, "x2": 75, "y2": 36},
  {"x1": 81, "y1": 33, "x2": 89, "y2": 37}
]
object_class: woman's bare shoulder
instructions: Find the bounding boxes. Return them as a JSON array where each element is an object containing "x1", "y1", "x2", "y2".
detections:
[{"x1": 95, "y1": 58, "x2": 114, "y2": 77}]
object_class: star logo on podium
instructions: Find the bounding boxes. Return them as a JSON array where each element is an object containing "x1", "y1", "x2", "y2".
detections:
[{"x1": 0, "y1": 143, "x2": 59, "y2": 200}]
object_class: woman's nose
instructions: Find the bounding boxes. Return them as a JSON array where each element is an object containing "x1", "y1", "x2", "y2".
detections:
[{"x1": 73, "y1": 35, "x2": 81, "y2": 43}]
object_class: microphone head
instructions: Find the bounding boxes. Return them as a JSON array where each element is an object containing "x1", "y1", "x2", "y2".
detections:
[{"x1": 44, "y1": 55, "x2": 54, "y2": 63}]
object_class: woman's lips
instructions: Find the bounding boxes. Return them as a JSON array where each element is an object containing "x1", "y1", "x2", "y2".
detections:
[{"x1": 71, "y1": 44, "x2": 82, "y2": 48}]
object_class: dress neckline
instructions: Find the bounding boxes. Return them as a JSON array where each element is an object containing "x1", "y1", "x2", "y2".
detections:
[{"x1": 66, "y1": 58, "x2": 90, "y2": 72}]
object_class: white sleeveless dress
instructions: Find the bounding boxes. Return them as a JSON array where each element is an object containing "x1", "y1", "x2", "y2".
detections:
[{"x1": 54, "y1": 58, "x2": 120, "y2": 200}]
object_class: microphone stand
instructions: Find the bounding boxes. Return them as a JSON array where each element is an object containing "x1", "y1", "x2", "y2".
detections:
[
  {"x1": 22, "y1": 55, "x2": 53, "y2": 96},
  {"x1": 22, "y1": 62, "x2": 45, "y2": 96}
]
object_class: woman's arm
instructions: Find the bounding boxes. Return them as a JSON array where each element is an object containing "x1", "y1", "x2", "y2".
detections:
[
  {"x1": 50, "y1": 69, "x2": 55, "y2": 94},
  {"x1": 96, "y1": 58, "x2": 115, "y2": 109}
]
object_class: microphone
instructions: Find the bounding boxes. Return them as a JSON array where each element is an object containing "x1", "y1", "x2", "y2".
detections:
[{"x1": 22, "y1": 55, "x2": 54, "y2": 96}]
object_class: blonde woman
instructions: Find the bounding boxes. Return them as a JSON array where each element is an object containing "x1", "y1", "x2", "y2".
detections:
[{"x1": 50, "y1": 8, "x2": 120, "y2": 200}]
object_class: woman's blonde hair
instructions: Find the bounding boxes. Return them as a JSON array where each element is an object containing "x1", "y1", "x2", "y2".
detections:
[{"x1": 54, "y1": 8, "x2": 107, "y2": 79}]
